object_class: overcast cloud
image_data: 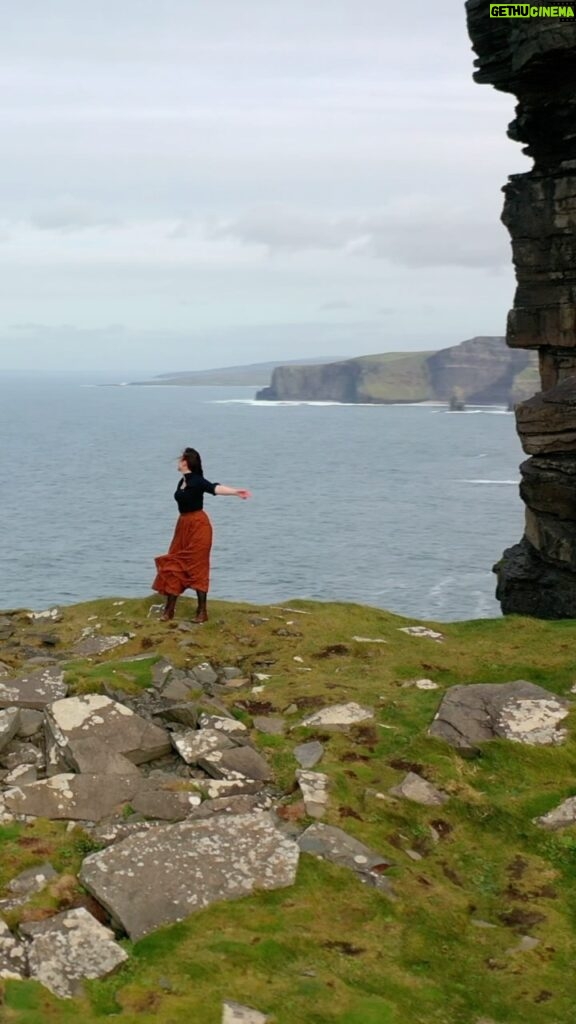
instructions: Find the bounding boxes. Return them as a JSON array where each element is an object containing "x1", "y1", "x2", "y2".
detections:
[{"x1": 0, "y1": 0, "x2": 529, "y2": 373}]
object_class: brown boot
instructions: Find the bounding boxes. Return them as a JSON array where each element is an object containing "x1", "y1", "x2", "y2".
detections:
[
  {"x1": 193, "y1": 590, "x2": 208, "y2": 623},
  {"x1": 160, "y1": 594, "x2": 178, "y2": 621}
]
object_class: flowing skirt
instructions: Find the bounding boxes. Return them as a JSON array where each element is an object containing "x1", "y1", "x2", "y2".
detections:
[{"x1": 152, "y1": 511, "x2": 213, "y2": 595}]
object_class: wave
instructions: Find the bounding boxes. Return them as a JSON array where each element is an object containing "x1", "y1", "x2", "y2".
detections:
[{"x1": 460, "y1": 479, "x2": 519, "y2": 485}]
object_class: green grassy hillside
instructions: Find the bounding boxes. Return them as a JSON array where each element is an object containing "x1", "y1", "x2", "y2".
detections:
[{"x1": 2, "y1": 597, "x2": 576, "y2": 1023}]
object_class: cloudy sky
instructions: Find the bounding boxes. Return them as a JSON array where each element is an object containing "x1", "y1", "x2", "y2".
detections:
[{"x1": 0, "y1": 0, "x2": 530, "y2": 373}]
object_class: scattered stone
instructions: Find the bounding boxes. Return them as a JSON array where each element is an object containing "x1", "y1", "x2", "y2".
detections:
[
  {"x1": 4, "y1": 763, "x2": 38, "y2": 786},
  {"x1": 0, "y1": 666, "x2": 67, "y2": 710},
  {"x1": 399, "y1": 626, "x2": 444, "y2": 641},
  {"x1": 275, "y1": 607, "x2": 311, "y2": 615},
  {"x1": 0, "y1": 662, "x2": 11, "y2": 678},
  {"x1": 88, "y1": 819, "x2": 160, "y2": 848},
  {"x1": 388, "y1": 772, "x2": 449, "y2": 807},
  {"x1": 27, "y1": 907, "x2": 129, "y2": 999},
  {"x1": 300, "y1": 702, "x2": 374, "y2": 730},
  {"x1": 416, "y1": 679, "x2": 439, "y2": 690},
  {"x1": 191, "y1": 662, "x2": 219, "y2": 686},
  {"x1": 405, "y1": 849, "x2": 423, "y2": 861},
  {"x1": 0, "y1": 920, "x2": 27, "y2": 979},
  {"x1": 294, "y1": 740, "x2": 324, "y2": 769},
  {"x1": 253, "y1": 673, "x2": 270, "y2": 682},
  {"x1": 188, "y1": 794, "x2": 272, "y2": 820},
  {"x1": 351, "y1": 636, "x2": 387, "y2": 644},
  {"x1": 171, "y1": 728, "x2": 236, "y2": 764},
  {"x1": 45, "y1": 694, "x2": 171, "y2": 769},
  {"x1": 252, "y1": 716, "x2": 286, "y2": 736},
  {"x1": 154, "y1": 702, "x2": 198, "y2": 729},
  {"x1": 199, "y1": 746, "x2": 272, "y2": 782},
  {"x1": 27, "y1": 608, "x2": 61, "y2": 621},
  {"x1": 222, "y1": 1001, "x2": 269, "y2": 1024},
  {"x1": 471, "y1": 920, "x2": 497, "y2": 929},
  {"x1": 299, "y1": 823, "x2": 393, "y2": 892},
  {"x1": 7, "y1": 862, "x2": 57, "y2": 896},
  {"x1": 296, "y1": 770, "x2": 329, "y2": 818},
  {"x1": 150, "y1": 658, "x2": 174, "y2": 688},
  {"x1": 198, "y1": 714, "x2": 248, "y2": 734},
  {"x1": 221, "y1": 667, "x2": 243, "y2": 681},
  {"x1": 73, "y1": 635, "x2": 132, "y2": 657},
  {"x1": 429, "y1": 681, "x2": 570, "y2": 752},
  {"x1": 0, "y1": 741, "x2": 45, "y2": 771},
  {"x1": 0, "y1": 708, "x2": 20, "y2": 752},
  {"x1": 161, "y1": 678, "x2": 201, "y2": 701},
  {"x1": 17, "y1": 709, "x2": 44, "y2": 738},
  {"x1": 4, "y1": 773, "x2": 140, "y2": 821},
  {"x1": 147, "y1": 603, "x2": 164, "y2": 618},
  {"x1": 534, "y1": 796, "x2": 576, "y2": 830},
  {"x1": 191, "y1": 778, "x2": 265, "y2": 800},
  {"x1": 130, "y1": 786, "x2": 202, "y2": 821},
  {"x1": 80, "y1": 812, "x2": 299, "y2": 940}
]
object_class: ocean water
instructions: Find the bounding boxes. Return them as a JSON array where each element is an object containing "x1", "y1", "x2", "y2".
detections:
[{"x1": 0, "y1": 373, "x2": 524, "y2": 621}]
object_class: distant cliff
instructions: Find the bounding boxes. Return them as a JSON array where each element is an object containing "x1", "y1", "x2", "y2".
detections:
[{"x1": 256, "y1": 336, "x2": 539, "y2": 405}]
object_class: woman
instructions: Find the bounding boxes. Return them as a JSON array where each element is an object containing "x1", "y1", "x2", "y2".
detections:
[{"x1": 152, "y1": 447, "x2": 251, "y2": 622}]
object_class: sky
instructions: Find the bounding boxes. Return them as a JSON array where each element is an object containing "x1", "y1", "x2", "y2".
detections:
[{"x1": 0, "y1": 0, "x2": 530, "y2": 374}]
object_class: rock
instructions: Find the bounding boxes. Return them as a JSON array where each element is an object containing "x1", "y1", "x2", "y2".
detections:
[
  {"x1": 221, "y1": 667, "x2": 243, "y2": 681},
  {"x1": 16, "y1": 709, "x2": 44, "y2": 738},
  {"x1": 0, "y1": 920, "x2": 27, "y2": 979},
  {"x1": 351, "y1": 636, "x2": 387, "y2": 644},
  {"x1": 199, "y1": 747, "x2": 272, "y2": 782},
  {"x1": 399, "y1": 626, "x2": 444, "y2": 641},
  {"x1": 7, "y1": 862, "x2": 57, "y2": 896},
  {"x1": 300, "y1": 702, "x2": 374, "y2": 730},
  {"x1": 299, "y1": 823, "x2": 393, "y2": 892},
  {"x1": 27, "y1": 608, "x2": 61, "y2": 621},
  {"x1": 130, "y1": 786, "x2": 202, "y2": 821},
  {"x1": 416, "y1": 679, "x2": 439, "y2": 690},
  {"x1": 188, "y1": 794, "x2": 272, "y2": 820},
  {"x1": 388, "y1": 772, "x2": 448, "y2": 807},
  {"x1": 296, "y1": 770, "x2": 329, "y2": 818},
  {"x1": 252, "y1": 716, "x2": 286, "y2": 736},
  {"x1": 88, "y1": 819, "x2": 160, "y2": 847},
  {"x1": 222, "y1": 1001, "x2": 269, "y2": 1023},
  {"x1": 150, "y1": 658, "x2": 174, "y2": 688},
  {"x1": 154, "y1": 702, "x2": 198, "y2": 728},
  {"x1": 0, "y1": 740, "x2": 45, "y2": 771},
  {"x1": 191, "y1": 778, "x2": 265, "y2": 800},
  {"x1": 0, "y1": 708, "x2": 20, "y2": 752},
  {"x1": 429, "y1": 681, "x2": 569, "y2": 752},
  {"x1": 4, "y1": 773, "x2": 140, "y2": 821},
  {"x1": 171, "y1": 728, "x2": 236, "y2": 764},
  {"x1": 73, "y1": 635, "x2": 131, "y2": 657},
  {"x1": 45, "y1": 694, "x2": 171, "y2": 769},
  {"x1": 80, "y1": 813, "x2": 299, "y2": 940},
  {"x1": 507, "y1": 935, "x2": 540, "y2": 954},
  {"x1": 26, "y1": 907, "x2": 128, "y2": 998},
  {"x1": 191, "y1": 662, "x2": 219, "y2": 686},
  {"x1": 161, "y1": 679, "x2": 198, "y2": 701},
  {"x1": 495, "y1": 537, "x2": 576, "y2": 619},
  {"x1": 198, "y1": 713, "x2": 248, "y2": 734},
  {"x1": 294, "y1": 740, "x2": 324, "y2": 769},
  {"x1": 534, "y1": 796, "x2": 576, "y2": 830},
  {"x1": 0, "y1": 666, "x2": 67, "y2": 709},
  {"x1": 4, "y1": 763, "x2": 38, "y2": 786}
]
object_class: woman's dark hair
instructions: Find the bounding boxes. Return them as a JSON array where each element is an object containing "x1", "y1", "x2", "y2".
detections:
[{"x1": 181, "y1": 447, "x2": 203, "y2": 474}]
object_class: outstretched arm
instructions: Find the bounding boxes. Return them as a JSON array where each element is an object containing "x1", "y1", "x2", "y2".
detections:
[{"x1": 214, "y1": 484, "x2": 251, "y2": 499}]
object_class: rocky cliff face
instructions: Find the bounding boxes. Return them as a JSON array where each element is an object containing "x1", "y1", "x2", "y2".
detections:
[
  {"x1": 466, "y1": 5, "x2": 576, "y2": 617},
  {"x1": 257, "y1": 337, "x2": 536, "y2": 405}
]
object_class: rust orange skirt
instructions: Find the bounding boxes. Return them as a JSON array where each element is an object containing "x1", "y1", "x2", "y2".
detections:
[{"x1": 152, "y1": 510, "x2": 213, "y2": 596}]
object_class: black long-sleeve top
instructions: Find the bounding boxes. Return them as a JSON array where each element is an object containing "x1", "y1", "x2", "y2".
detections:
[{"x1": 175, "y1": 473, "x2": 219, "y2": 513}]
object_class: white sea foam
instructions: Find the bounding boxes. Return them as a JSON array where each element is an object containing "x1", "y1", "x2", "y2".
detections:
[{"x1": 460, "y1": 479, "x2": 519, "y2": 485}]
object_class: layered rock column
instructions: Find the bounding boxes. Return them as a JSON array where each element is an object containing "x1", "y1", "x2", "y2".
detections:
[{"x1": 466, "y1": 6, "x2": 576, "y2": 617}]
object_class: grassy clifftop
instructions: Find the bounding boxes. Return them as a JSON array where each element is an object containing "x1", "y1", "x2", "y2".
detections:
[{"x1": 2, "y1": 597, "x2": 576, "y2": 1022}]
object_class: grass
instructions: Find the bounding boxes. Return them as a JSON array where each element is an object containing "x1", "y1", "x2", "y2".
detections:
[{"x1": 2, "y1": 596, "x2": 576, "y2": 1022}]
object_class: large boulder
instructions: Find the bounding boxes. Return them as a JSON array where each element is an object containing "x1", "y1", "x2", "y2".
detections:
[
  {"x1": 429, "y1": 681, "x2": 569, "y2": 753},
  {"x1": 80, "y1": 813, "x2": 299, "y2": 940},
  {"x1": 45, "y1": 694, "x2": 171, "y2": 770},
  {"x1": 0, "y1": 666, "x2": 67, "y2": 710},
  {"x1": 26, "y1": 907, "x2": 128, "y2": 998}
]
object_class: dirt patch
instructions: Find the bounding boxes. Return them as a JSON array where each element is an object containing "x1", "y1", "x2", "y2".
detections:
[
  {"x1": 498, "y1": 907, "x2": 546, "y2": 930},
  {"x1": 314, "y1": 644, "x2": 350, "y2": 659},
  {"x1": 322, "y1": 941, "x2": 365, "y2": 956}
]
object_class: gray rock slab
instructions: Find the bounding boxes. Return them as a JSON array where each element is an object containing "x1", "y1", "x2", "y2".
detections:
[
  {"x1": 150, "y1": 658, "x2": 174, "y2": 688},
  {"x1": 0, "y1": 666, "x2": 67, "y2": 710},
  {"x1": 171, "y1": 728, "x2": 235, "y2": 764},
  {"x1": 60, "y1": 739, "x2": 143, "y2": 777},
  {"x1": 221, "y1": 667, "x2": 243, "y2": 681},
  {"x1": 88, "y1": 819, "x2": 161, "y2": 847},
  {"x1": 0, "y1": 708, "x2": 20, "y2": 753},
  {"x1": 191, "y1": 662, "x2": 219, "y2": 686},
  {"x1": 222, "y1": 1001, "x2": 269, "y2": 1023},
  {"x1": 4, "y1": 763, "x2": 38, "y2": 786},
  {"x1": 199, "y1": 746, "x2": 272, "y2": 782},
  {"x1": 192, "y1": 777, "x2": 265, "y2": 799},
  {"x1": 16, "y1": 709, "x2": 44, "y2": 738},
  {"x1": 252, "y1": 716, "x2": 286, "y2": 736},
  {"x1": 0, "y1": 920, "x2": 27, "y2": 979},
  {"x1": 7, "y1": 862, "x2": 57, "y2": 896},
  {"x1": 534, "y1": 796, "x2": 576, "y2": 830},
  {"x1": 295, "y1": 770, "x2": 329, "y2": 818},
  {"x1": 299, "y1": 823, "x2": 393, "y2": 892},
  {"x1": 46, "y1": 694, "x2": 171, "y2": 768},
  {"x1": 80, "y1": 812, "x2": 299, "y2": 940},
  {"x1": 300, "y1": 702, "x2": 374, "y2": 730},
  {"x1": 4, "y1": 773, "x2": 140, "y2": 821},
  {"x1": 73, "y1": 635, "x2": 131, "y2": 657},
  {"x1": 27, "y1": 907, "x2": 129, "y2": 999},
  {"x1": 429, "y1": 681, "x2": 570, "y2": 752},
  {"x1": 198, "y1": 713, "x2": 248, "y2": 734},
  {"x1": 161, "y1": 678, "x2": 203, "y2": 701},
  {"x1": 130, "y1": 785, "x2": 201, "y2": 821},
  {"x1": 0, "y1": 740, "x2": 45, "y2": 771},
  {"x1": 154, "y1": 702, "x2": 198, "y2": 729},
  {"x1": 188, "y1": 794, "x2": 272, "y2": 820},
  {"x1": 294, "y1": 740, "x2": 324, "y2": 769},
  {"x1": 388, "y1": 772, "x2": 448, "y2": 807}
]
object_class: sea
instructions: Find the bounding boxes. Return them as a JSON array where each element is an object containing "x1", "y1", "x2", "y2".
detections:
[{"x1": 0, "y1": 372, "x2": 525, "y2": 622}]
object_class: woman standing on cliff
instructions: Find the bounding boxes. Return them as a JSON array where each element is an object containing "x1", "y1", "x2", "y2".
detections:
[{"x1": 152, "y1": 447, "x2": 251, "y2": 622}]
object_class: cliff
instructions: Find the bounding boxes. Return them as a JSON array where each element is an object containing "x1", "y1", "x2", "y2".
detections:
[
  {"x1": 466, "y1": 4, "x2": 576, "y2": 618},
  {"x1": 256, "y1": 336, "x2": 538, "y2": 405}
]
